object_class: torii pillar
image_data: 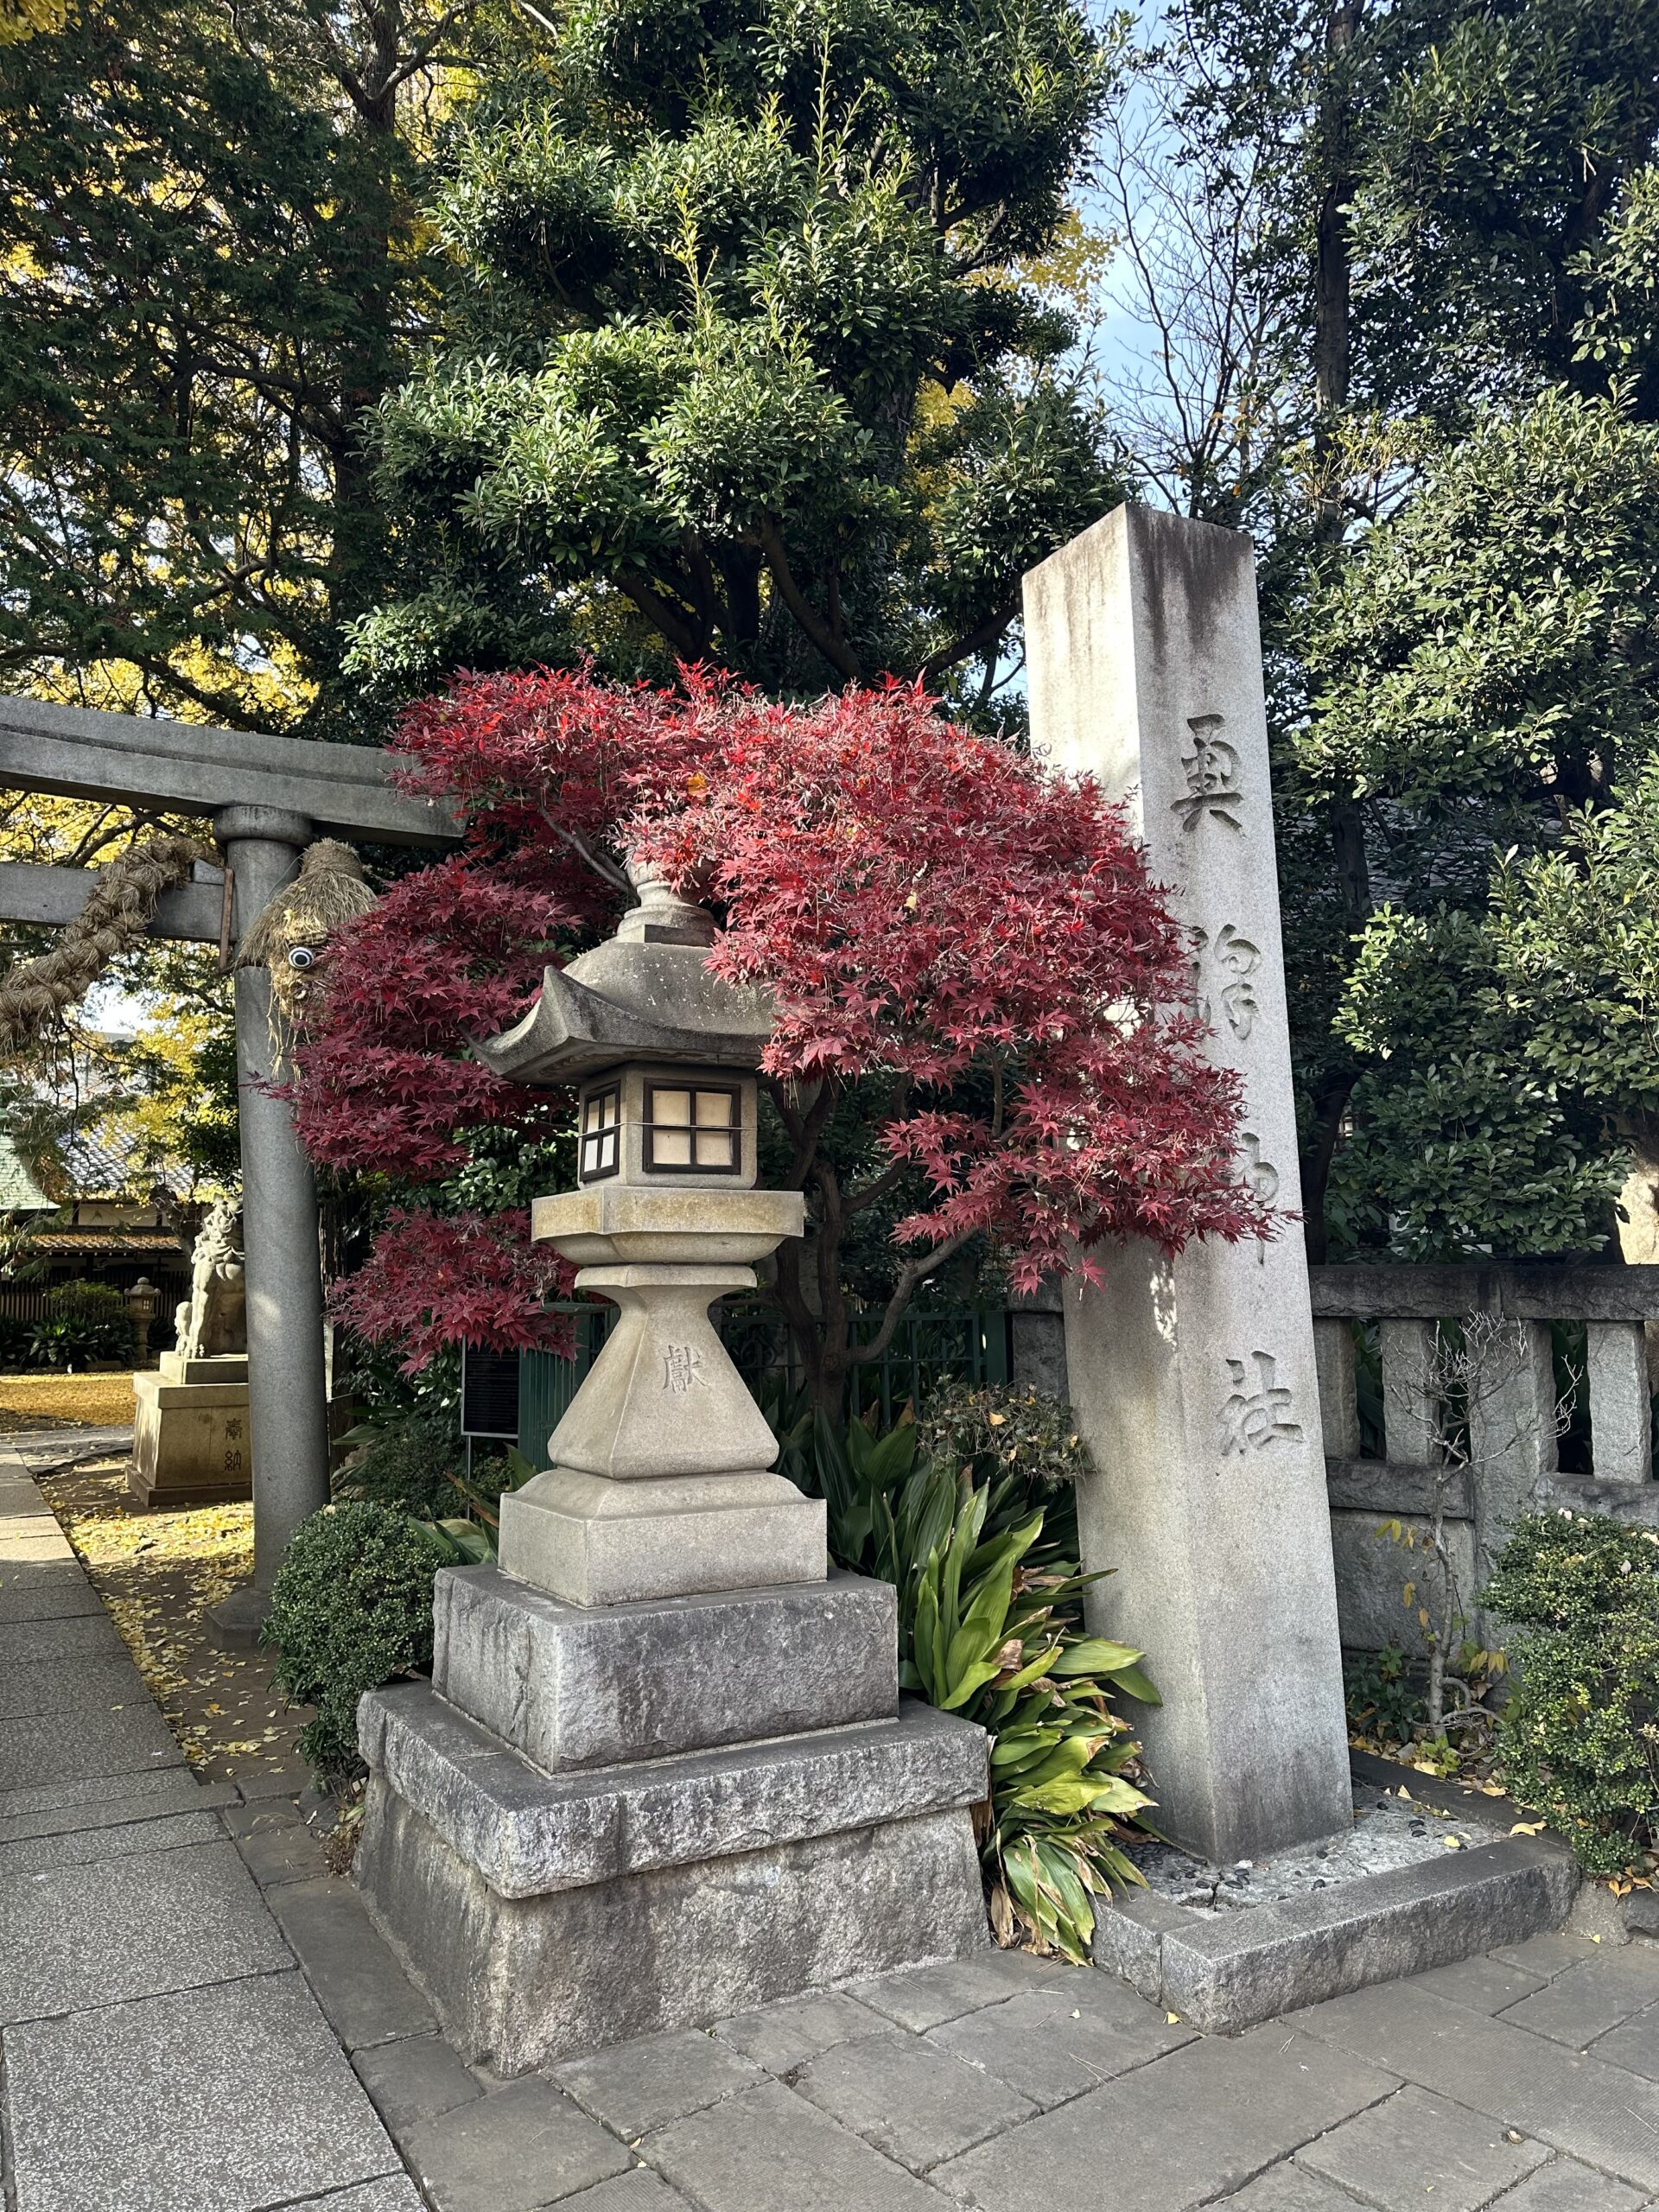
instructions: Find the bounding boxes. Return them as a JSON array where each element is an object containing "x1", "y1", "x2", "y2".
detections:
[
  {"x1": 0, "y1": 699, "x2": 457, "y2": 1636},
  {"x1": 212, "y1": 805, "x2": 329, "y2": 1638}
]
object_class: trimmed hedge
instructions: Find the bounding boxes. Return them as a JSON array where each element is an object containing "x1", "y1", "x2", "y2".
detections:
[
  {"x1": 264, "y1": 1502, "x2": 448, "y2": 1780},
  {"x1": 1486, "y1": 1510, "x2": 1659, "y2": 1876}
]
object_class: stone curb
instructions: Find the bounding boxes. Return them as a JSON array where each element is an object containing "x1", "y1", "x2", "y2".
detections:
[
  {"x1": 1094, "y1": 1834, "x2": 1578, "y2": 2033},
  {"x1": 1347, "y1": 1748, "x2": 1526, "y2": 1829},
  {"x1": 1346, "y1": 1748, "x2": 1648, "y2": 1945}
]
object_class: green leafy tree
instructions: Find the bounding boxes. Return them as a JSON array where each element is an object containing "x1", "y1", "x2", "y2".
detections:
[
  {"x1": 1153, "y1": 0, "x2": 1659, "y2": 463},
  {"x1": 1490, "y1": 755, "x2": 1659, "y2": 1257},
  {"x1": 1327, "y1": 908, "x2": 1621, "y2": 1257},
  {"x1": 1295, "y1": 390, "x2": 1659, "y2": 1256},
  {"x1": 1108, "y1": 2, "x2": 1659, "y2": 1256},
  {"x1": 0, "y1": 0, "x2": 487, "y2": 737},
  {"x1": 346, "y1": 0, "x2": 1127, "y2": 708}
]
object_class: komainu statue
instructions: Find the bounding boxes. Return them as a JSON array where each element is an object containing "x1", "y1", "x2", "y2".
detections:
[{"x1": 174, "y1": 1198, "x2": 246, "y2": 1358}]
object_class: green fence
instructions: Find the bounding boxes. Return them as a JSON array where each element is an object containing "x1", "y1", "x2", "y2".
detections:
[
  {"x1": 517, "y1": 1299, "x2": 1013, "y2": 1471},
  {"x1": 516, "y1": 1304, "x2": 613, "y2": 1470}
]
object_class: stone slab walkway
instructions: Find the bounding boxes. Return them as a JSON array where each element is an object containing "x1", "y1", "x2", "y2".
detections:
[
  {"x1": 8, "y1": 1427, "x2": 1659, "y2": 2212},
  {"x1": 0, "y1": 1433, "x2": 422, "y2": 2212}
]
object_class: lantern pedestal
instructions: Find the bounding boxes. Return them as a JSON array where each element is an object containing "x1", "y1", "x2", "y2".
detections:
[
  {"x1": 499, "y1": 1189, "x2": 826, "y2": 1604},
  {"x1": 356, "y1": 1568, "x2": 990, "y2": 2071},
  {"x1": 500, "y1": 1465, "x2": 825, "y2": 1606},
  {"x1": 355, "y1": 1184, "x2": 992, "y2": 2068}
]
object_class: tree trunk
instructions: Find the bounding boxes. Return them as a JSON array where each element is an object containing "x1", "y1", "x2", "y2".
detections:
[
  {"x1": 1302, "y1": 1071, "x2": 1357, "y2": 1264},
  {"x1": 1313, "y1": 1, "x2": 1362, "y2": 410},
  {"x1": 1298, "y1": 7, "x2": 1370, "y2": 1262},
  {"x1": 1312, "y1": 0, "x2": 1363, "y2": 537}
]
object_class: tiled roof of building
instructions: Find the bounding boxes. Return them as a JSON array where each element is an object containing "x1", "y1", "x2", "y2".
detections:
[
  {"x1": 29, "y1": 1230, "x2": 186, "y2": 1256},
  {"x1": 0, "y1": 1137, "x2": 54, "y2": 1213},
  {"x1": 55, "y1": 1124, "x2": 194, "y2": 1202}
]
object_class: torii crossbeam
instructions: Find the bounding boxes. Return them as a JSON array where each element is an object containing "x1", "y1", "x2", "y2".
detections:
[{"x1": 0, "y1": 697, "x2": 460, "y2": 1637}]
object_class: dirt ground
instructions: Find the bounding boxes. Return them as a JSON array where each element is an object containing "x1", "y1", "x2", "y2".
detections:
[
  {"x1": 37, "y1": 1455, "x2": 313, "y2": 1794},
  {"x1": 0, "y1": 1370, "x2": 137, "y2": 1432}
]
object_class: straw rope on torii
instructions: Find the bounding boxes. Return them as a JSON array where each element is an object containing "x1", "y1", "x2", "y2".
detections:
[
  {"x1": 234, "y1": 837, "x2": 378, "y2": 1029},
  {"x1": 0, "y1": 831, "x2": 207, "y2": 1053},
  {"x1": 0, "y1": 830, "x2": 380, "y2": 1058}
]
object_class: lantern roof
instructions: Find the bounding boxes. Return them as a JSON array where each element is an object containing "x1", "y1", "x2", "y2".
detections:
[{"x1": 476, "y1": 870, "x2": 772, "y2": 1086}]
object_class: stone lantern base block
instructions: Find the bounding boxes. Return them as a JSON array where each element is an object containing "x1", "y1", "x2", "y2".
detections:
[
  {"x1": 433, "y1": 1565, "x2": 899, "y2": 1774},
  {"x1": 499, "y1": 1465, "x2": 826, "y2": 1605},
  {"x1": 129, "y1": 1369, "x2": 251, "y2": 1509},
  {"x1": 356, "y1": 1684, "x2": 990, "y2": 2071}
]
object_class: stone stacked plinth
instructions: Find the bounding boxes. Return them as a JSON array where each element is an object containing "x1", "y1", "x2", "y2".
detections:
[
  {"x1": 129, "y1": 1351, "x2": 251, "y2": 1508},
  {"x1": 356, "y1": 1566, "x2": 990, "y2": 2069}
]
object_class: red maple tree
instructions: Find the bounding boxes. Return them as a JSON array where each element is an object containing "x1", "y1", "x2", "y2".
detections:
[{"x1": 296, "y1": 667, "x2": 1270, "y2": 1403}]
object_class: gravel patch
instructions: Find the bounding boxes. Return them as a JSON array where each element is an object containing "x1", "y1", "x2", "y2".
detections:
[{"x1": 1128, "y1": 1784, "x2": 1489, "y2": 1914}]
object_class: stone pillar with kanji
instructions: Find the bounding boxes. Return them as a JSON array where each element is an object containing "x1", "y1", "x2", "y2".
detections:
[{"x1": 1023, "y1": 503, "x2": 1353, "y2": 1865}]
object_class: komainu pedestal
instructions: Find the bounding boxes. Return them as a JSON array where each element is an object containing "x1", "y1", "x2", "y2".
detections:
[
  {"x1": 130, "y1": 1199, "x2": 251, "y2": 1507},
  {"x1": 129, "y1": 1353, "x2": 251, "y2": 1508},
  {"x1": 356, "y1": 871, "x2": 990, "y2": 2069}
]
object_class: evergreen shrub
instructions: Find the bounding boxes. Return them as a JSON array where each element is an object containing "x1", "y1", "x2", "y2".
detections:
[
  {"x1": 333, "y1": 1410, "x2": 472, "y2": 1519},
  {"x1": 29, "y1": 1279, "x2": 132, "y2": 1367},
  {"x1": 1484, "y1": 1510, "x2": 1659, "y2": 1875},
  {"x1": 916, "y1": 1379, "x2": 1090, "y2": 1495},
  {"x1": 264, "y1": 1502, "x2": 448, "y2": 1781}
]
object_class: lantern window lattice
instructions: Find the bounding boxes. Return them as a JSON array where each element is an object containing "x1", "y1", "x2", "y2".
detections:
[
  {"x1": 574, "y1": 1065, "x2": 757, "y2": 1190},
  {"x1": 643, "y1": 1082, "x2": 740, "y2": 1175},
  {"x1": 579, "y1": 1086, "x2": 620, "y2": 1181}
]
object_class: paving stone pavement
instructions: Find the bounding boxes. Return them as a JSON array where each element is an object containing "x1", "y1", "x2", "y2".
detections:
[
  {"x1": 10, "y1": 1428, "x2": 1659, "y2": 2212},
  {"x1": 0, "y1": 1435, "x2": 421, "y2": 2212}
]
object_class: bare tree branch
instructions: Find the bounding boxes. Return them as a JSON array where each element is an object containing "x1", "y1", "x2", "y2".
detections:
[{"x1": 845, "y1": 1229, "x2": 977, "y2": 1368}]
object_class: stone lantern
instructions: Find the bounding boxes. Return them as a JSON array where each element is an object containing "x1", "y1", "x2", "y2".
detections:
[
  {"x1": 124, "y1": 1275, "x2": 161, "y2": 1368},
  {"x1": 476, "y1": 869, "x2": 823, "y2": 1605},
  {"x1": 352, "y1": 868, "x2": 991, "y2": 2073}
]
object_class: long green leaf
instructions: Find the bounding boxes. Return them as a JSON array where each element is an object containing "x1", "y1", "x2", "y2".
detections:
[
  {"x1": 1103, "y1": 1662, "x2": 1161, "y2": 1706},
  {"x1": 913, "y1": 1559, "x2": 943, "y2": 1705},
  {"x1": 1049, "y1": 1637, "x2": 1145, "y2": 1676}
]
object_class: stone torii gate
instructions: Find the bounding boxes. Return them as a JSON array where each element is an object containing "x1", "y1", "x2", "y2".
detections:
[{"x1": 0, "y1": 696, "x2": 458, "y2": 1635}]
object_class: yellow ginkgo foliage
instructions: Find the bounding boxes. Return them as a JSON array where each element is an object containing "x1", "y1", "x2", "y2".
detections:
[{"x1": 0, "y1": 0, "x2": 70, "y2": 43}]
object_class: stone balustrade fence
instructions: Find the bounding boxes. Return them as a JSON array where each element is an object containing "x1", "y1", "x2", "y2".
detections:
[{"x1": 1309, "y1": 1263, "x2": 1659, "y2": 1654}]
